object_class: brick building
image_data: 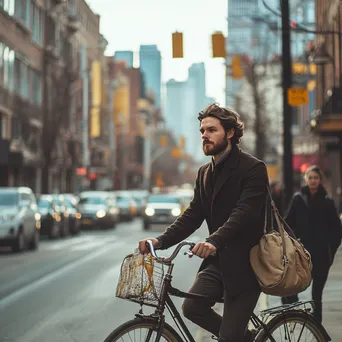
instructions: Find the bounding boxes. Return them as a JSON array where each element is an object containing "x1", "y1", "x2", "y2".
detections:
[
  {"x1": 310, "y1": 0, "x2": 342, "y2": 209},
  {"x1": 0, "y1": 0, "x2": 45, "y2": 191},
  {"x1": 0, "y1": 1, "x2": 109, "y2": 194}
]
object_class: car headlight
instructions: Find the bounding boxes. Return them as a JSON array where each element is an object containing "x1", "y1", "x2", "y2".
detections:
[
  {"x1": 96, "y1": 209, "x2": 106, "y2": 218},
  {"x1": 171, "y1": 208, "x2": 181, "y2": 216},
  {"x1": 145, "y1": 207, "x2": 155, "y2": 216}
]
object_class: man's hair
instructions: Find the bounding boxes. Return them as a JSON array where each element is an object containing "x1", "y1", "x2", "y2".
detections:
[{"x1": 198, "y1": 103, "x2": 244, "y2": 145}]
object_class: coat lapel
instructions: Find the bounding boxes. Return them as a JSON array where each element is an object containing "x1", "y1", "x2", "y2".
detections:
[
  {"x1": 212, "y1": 147, "x2": 240, "y2": 201},
  {"x1": 203, "y1": 163, "x2": 213, "y2": 200}
]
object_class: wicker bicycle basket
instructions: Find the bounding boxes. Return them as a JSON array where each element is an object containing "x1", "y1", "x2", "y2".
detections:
[{"x1": 116, "y1": 252, "x2": 165, "y2": 307}]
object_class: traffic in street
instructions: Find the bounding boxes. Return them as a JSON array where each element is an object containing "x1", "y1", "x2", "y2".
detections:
[{"x1": 0, "y1": 218, "x2": 205, "y2": 342}]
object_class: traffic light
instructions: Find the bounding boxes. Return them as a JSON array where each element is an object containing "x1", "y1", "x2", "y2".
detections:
[
  {"x1": 232, "y1": 55, "x2": 244, "y2": 79},
  {"x1": 212, "y1": 32, "x2": 226, "y2": 58},
  {"x1": 159, "y1": 135, "x2": 168, "y2": 147},
  {"x1": 172, "y1": 32, "x2": 183, "y2": 58}
]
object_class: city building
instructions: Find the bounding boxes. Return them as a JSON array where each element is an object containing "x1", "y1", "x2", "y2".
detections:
[
  {"x1": 309, "y1": 0, "x2": 342, "y2": 209},
  {"x1": 0, "y1": 0, "x2": 47, "y2": 191},
  {"x1": 139, "y1": 45, "x2": 162, "y2": 108},
  {"x1": 0, "y1": 0, "x2": 110, "y2": 194},
  {"x1": 114, "y1": 50, "x2": 134, "y2": 68}
]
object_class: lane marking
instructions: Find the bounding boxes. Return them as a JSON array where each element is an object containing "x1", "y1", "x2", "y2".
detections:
[{"x1": 0, "y1": 241, "x2": 124, "y2": 310}]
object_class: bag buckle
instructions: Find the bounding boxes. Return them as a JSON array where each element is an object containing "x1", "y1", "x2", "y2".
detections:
[{"x1": 282, "y1": 255, "x2": 289, "y2": 266}]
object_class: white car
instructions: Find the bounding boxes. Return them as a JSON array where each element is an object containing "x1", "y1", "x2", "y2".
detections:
[{"x1": 0, "y1": 187, "x2": 41, "y2": 252}]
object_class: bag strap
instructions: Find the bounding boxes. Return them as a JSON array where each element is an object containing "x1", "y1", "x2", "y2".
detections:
[{"x1": 265, "y1": 185, "x2": 288, "y2": 258}]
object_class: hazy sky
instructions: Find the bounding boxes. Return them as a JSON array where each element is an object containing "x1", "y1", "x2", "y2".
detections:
[{"x1": 86, "y1": 0, "x2": 228, "y2": 105}]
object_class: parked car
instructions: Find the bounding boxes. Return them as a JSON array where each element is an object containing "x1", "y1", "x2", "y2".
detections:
[
  {"x1": 51, "y1": 194, "x2": 70, "y2": 237},
  {"x1": 78, "y1": 191, "x2": 119, "y2": 229},
  {"x1": 130, "y1": 190, "x2": 149, "y2": 216},
  {"x1": 0, "y1": 187, "x2": 40, "y2": 252},
  {"x1": 112, "y1": 191, "x2": 137, "y2": 221},
  {"x1": 143, "y1": 193, "x2": 182, "y2": 230},
  {"x1": 62, "y1": 194, "x2": 81, "y2": 235},
  {"x1": 37, "y1": 194, "x2": 62, "y2": 239}
]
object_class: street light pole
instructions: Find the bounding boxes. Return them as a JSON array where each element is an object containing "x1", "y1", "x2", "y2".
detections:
[{"x1": 281, "y1": 0, "x2": 294, "y2": 208}]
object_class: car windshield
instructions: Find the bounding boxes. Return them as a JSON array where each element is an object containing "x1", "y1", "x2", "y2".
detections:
[
  {"x1": 79, "y1": 197, "x2": 106, "y2": 205},
  {"x1": 38, "y1": 199, "x2": 51, "y2": 208},
  {"x1": 116, "y1": 195, "x2": 130, "y2": 203},
  {"x1": 0, "y1": 192, "x2": 18, "y2": 206},
  {"x1": 148, "y1": 195, "x2": 179, "y2": 204},
  {"x1": 64, "y1": 198, "x2": 76, "y2": 208}
]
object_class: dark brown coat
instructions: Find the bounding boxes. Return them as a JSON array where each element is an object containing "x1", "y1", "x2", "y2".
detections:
[{"x1": 156, "y1": 147, "x2": 268, "y2": 296}]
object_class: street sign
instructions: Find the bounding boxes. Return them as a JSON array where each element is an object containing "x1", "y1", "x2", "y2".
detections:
[{"x1": 288, "y1": 88, "x2": 309, "y2": 106}]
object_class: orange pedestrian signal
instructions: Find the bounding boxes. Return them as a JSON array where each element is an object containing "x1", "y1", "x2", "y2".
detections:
[{"x1": 172, "y1": 32, "x2": 183, "y2": 58}]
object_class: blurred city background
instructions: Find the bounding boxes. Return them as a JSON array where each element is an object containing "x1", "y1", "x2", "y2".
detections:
[
  {"x1": 0, "y1": 0, "x2": 340, "y2": 205},
  {"x1": 0, "y1": 0, "x2": 342, "y2": 341}
]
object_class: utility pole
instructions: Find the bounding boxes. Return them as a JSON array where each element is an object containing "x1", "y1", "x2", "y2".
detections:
[
  {"x1": 281, "y1": 0, "x2": 293, "y2": 208},
  {"x1": 81, "y1": 45, "x2": 89, "y2": 171}
]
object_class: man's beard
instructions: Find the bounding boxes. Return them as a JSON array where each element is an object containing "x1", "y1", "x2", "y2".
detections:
[{"x1": 202, "y1": 138, "x2": 229, "y2": 156}]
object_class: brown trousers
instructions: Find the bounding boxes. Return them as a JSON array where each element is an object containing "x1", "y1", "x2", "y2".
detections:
[{"x1": 182, "y1": 263, "x2": 260, "y2": 342}]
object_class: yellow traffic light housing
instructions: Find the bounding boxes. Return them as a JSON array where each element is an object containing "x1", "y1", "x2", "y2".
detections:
[
  {"x1": 232, "y1": 55, "x2": 244, "y2": 79},
  {"x1": 212, "y1": 32, "x2": 226, "y2": 58},
  {"x1": 172, "y1": 32, "x2": 183, "y2": 58}
]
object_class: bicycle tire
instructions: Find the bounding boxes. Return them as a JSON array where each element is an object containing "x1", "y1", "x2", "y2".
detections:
[
  {"x1": 103, "y1": 317, "x2": 184, "y2": 342},
  {"x1": 255, "y1": 310, "x2": 326, "y2": 342}
]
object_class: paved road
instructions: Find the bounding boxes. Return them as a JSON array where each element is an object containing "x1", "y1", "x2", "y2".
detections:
[
  {"x1": 2, "y1": 218, "x2": 341, "y2": 342},
  {"x1": 0, "y1": 219, "x2": 208, "y2": 342}
]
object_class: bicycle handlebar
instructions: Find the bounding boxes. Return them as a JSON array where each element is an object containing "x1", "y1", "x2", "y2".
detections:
[{"x1": 146, "y1": 240, "x2": 196, "y2": 263}]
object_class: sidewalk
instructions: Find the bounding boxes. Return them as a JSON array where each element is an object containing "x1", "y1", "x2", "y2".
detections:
[{"x1": 197, "y1": 247, "x2": 342, "y2": 341}]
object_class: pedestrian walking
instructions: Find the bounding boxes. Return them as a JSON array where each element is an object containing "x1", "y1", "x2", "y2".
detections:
[{"x1": 282, "y1": 165, "x2": 342, "y2": 323}]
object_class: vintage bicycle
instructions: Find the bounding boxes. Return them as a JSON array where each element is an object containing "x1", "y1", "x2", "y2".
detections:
[{"x1": 104, "y1": 240, "x2": 331, "y2": 342}]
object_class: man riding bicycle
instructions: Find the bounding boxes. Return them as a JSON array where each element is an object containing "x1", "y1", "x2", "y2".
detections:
[{"x1": 139, "y1": 103, "x2": 268, "y2": 342}]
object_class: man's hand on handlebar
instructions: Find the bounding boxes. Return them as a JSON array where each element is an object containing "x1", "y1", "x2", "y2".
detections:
[
  {"x1": 191, "y1": 241, "x2": 217, "y2": 259},
  {"x1": 138, "y1": 238, "x2": 160, "y2": 254}
]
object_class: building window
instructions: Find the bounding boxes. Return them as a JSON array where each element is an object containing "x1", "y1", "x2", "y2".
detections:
[
  {"x1": 2, "y1": 46, "x2": 15, "y2": 91},
  {"x1": 31, "y1": 3, "x2": 42, "y2": 44},
  {"x1": 15, "y1": 0, "x2": 30, "y2": 27},
  {"x1": 30, "y1": 68, "x2": 41, "y2": 105},
  {"x1": 0, "y1": 0, "x2": 15, "y2": 16},
  {"x1": 14, "y1": 57, "x2": 29, "y2": 99},
  {"x1": 11, "y1": 116, "x2": 21, "y2": 139},
  {"x1": 68, "y1": 0, "x2": 76, "y2": 15}
]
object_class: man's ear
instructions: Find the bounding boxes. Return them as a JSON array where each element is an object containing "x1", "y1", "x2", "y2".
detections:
[{"x1": 227, "y1": 128, "x2": 235, "y2": 139}]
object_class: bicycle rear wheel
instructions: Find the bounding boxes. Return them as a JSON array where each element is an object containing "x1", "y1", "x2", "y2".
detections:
[
  {"x1": 103, "y1": 317, "x2": 184, "y2": 342},
  {"x1": 255, "y1": 310, "x2": 326, "y2": 342}
]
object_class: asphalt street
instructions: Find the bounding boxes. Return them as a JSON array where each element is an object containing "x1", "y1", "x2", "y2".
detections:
[
  {"x1": 0, "y1": 219, "x2": 207, "y2": 342},
  {"x1": 2, "y1": 219, "x2": 341, "y2": 342}
]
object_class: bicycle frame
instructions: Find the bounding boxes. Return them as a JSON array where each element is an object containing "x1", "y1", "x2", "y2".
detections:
[
  {"x1": 136, "y1": 241, "x2": 330, "y2": 342},
  {"x1": 135, "y1": 260, "x2": 276, "y2": 342}
]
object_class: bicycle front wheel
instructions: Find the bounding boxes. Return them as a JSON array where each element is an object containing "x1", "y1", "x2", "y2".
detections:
[
  {"x1": 256, "y1": 310, "x2": 326, "y2": 342},
  {"x1": 103, "y1": 317, "x2": 184, "y2": 342}
]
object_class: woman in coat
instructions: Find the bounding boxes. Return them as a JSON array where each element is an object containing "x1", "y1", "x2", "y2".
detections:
[{"x1": 282, "y1": 165, "x2": 342, "y2": 323}]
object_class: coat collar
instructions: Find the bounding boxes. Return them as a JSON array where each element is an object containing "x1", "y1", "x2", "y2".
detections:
[
  {"x1": 203, "y1": 146, "x2": 240, "y2": 201},
  {"x1": 212, "y1": 146, "x2": 240, "y2": 200}
]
